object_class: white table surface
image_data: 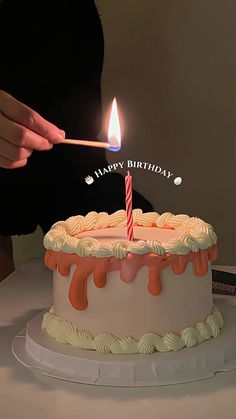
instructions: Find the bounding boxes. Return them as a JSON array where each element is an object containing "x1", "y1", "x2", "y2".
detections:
[{"x1": 0, "y1": 258, "x2": 236, "y2": 419}]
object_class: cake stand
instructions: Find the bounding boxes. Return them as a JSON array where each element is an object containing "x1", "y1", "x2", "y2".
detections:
[{"x1": 12, "y1": 295, "x2": 236, "y2": 387}]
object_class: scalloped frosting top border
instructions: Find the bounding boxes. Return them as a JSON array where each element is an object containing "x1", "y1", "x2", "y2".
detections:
[{"x1": 43, "y1": 209, "x2": 217, "y2": 258}]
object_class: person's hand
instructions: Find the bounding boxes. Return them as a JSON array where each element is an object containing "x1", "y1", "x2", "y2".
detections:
[{"x1": 0, "y1": 90, "x2": 65, "y2": 169}]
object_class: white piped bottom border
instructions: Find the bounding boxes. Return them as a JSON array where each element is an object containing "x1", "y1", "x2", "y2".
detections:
[
  {"x1": 41, "y1": 305, "x2": 224, "y2": 354},
  {"x1": 12, "y1": 296, "x2": 236, "y2": 387}
]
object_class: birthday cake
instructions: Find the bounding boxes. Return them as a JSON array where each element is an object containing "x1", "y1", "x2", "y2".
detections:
[{"x1": 42, "y1": 209, "x2": 224, "y2": 354}]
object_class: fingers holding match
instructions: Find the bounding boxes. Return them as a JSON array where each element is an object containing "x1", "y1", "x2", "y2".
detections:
[
  {"x1": 0, "y1": 113, "x2": 54, "y2": 151},
  {"x1": 0, "y1": 90, "x2": 65, "y2": 144},
  {"x1": 0, "y1": 90, "x2": 66, "y2": 169}
]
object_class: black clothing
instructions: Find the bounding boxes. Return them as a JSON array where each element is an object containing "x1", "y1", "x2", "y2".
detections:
[{"x1": 0, "y1": 0, "x2": 153, "y2": 235}]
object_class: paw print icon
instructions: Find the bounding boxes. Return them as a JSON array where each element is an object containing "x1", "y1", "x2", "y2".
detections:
[{"x1": 85, "y1": 175, "x2": 94, "y2": 185}]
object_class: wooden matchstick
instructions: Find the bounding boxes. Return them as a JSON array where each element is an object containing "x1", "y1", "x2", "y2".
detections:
[{"x1": 61, "y1": 139, "x2": 110, "y2": 148}]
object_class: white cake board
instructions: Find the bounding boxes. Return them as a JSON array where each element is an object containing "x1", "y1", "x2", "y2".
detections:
[{"x1": 12, "y1": 296, "x2": 236, "y2": 387}]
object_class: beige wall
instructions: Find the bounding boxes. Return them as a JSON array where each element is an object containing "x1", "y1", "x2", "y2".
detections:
[{"x1": 13, "y1": 0, "x2": 235, "y2": 265}]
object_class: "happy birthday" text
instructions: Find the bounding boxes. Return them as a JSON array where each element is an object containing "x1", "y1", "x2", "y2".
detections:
[{"x1": 94, "y1": 160, "x2": 173, "y2": 179}]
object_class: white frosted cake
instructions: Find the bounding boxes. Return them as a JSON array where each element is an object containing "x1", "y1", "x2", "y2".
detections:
[{"x1": 42, "y1": 209, "x2": 223, "y2": 354}]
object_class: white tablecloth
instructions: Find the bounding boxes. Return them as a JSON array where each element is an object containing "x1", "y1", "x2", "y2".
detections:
[{"x1": 0, "y1": 258, "x2": 236, "y2": 419}]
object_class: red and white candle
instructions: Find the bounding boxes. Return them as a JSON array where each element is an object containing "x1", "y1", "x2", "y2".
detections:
[{"x1": 125, "y1": 171, "x2": 134, "y2": 241}]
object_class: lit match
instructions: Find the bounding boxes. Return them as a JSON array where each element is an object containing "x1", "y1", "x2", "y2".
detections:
[{"x1": 61, "y1": 98, "x2": 121, "y2": 152}]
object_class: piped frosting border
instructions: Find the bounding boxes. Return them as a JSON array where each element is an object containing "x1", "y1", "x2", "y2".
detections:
[
  {"x1": 42, "y1": 305, "x2": 224, "y2": 354},
  {"x1": 43, "y1": 209, "x2": 217, "y2": 258}
]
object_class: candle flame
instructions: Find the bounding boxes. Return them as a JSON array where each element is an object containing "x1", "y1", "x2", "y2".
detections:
[{"x1": 107, "y1": 97, "x2": 121, "y2": 151}]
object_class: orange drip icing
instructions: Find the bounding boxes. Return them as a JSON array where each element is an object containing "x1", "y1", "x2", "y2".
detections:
[{"x1": 45, "y1": 245, "x2": 217, "y2": 311}]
